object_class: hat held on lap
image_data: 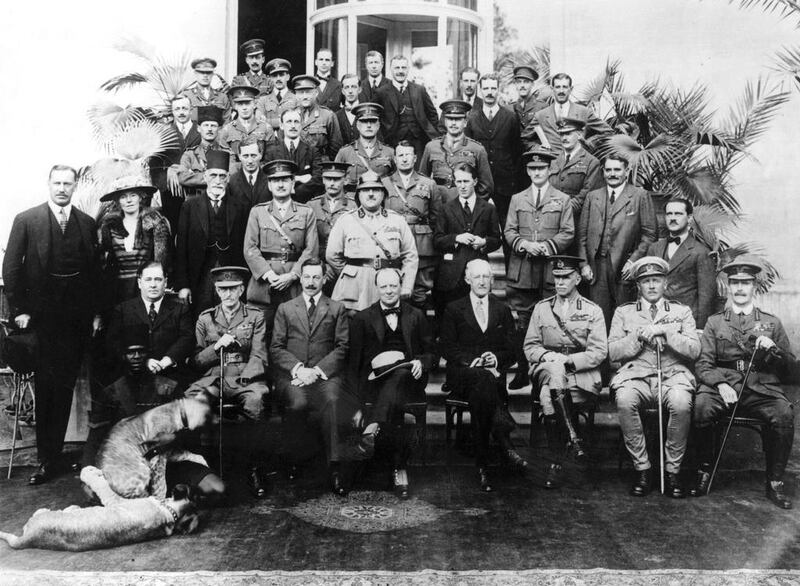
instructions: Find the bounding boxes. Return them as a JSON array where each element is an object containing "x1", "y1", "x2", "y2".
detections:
[{"x1": 368, "y1": 351, "x2": 413, "y2": 381}]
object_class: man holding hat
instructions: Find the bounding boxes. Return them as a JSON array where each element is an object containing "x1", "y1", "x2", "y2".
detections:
[
  {"x1": 256, "y1": 58, "x2": 296, "y2": 132},
  {"x1": 175, "y1": 150, "x2": 251, "y2": 315},
  {"x1": 178, "y1": 105, "x2": 226, "y2": 197},
  {"x1": 524, "y1": 255, "x2": 607, "y2": 489},
  {"x1": 505, "y1": 146, "x2": 575, "y2": 390},
  {"x1": 326, "y1": 170, "x2": 419, "y2": 312},
  {"x1": 218, "y1": 85, "x2": 274, "y2": 165},
  {"x1": 293, "y1": 74, "x2": 343, "y2": 160},
  {"x1": 263, "y1": 107, "x2": 323, "y2": 203},
  {"x1": 232, "y1": 39, "x2": 272, "y2": 97},
  {"x1": 512, "y1": 65, "x2": 550, "y2": 152},
  {"x1": 335, "y1": 102, "x2": 395, "y2": 190},
  {"x1": 548, "y1": 117, "x2": 604, "y2": 220},
  {"x1": 419, "y1": 99, "x2": 493, "y2": 204},
  {"x1": 182, "y1": 58, "x2": 231, "y2": 123},
  {"x1": 691, "y1": 257, "x2": 797, "y2": 508},
  {"x1": 609, "y1": 256, "x2": 700, "y2": 499}
]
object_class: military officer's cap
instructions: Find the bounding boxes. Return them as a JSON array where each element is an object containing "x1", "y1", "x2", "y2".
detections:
[
  {"x1": 197, "y1": 105, "x2": 224, "y2": 125},
  {"x1": 513, "y1": 65, "x2": 539, "y2": 82},
  {"x1": 356, "y1": 170, "x2": 387, "y2": 192},
  {"x1": 191, "y1": 58, "x2": 217, "y2": 72},
  {"x1": 721, "y1": 256, "x2": 762, "y2": 281},
  {"x1": 265, "y1": 58, "x2": 291, "y2": 75},
  {"x1": 632, "y1": 256, "x2": 669, "y2": 280},
  {"x1": 550, "y1": 255, "x2": 584, "y2": 276},
  {"x1": 240, "y1": 38, "x2": 265, "y2": 56},
  {"x1": 523, "y1": 146, "x2": 557, "y2": 167},
  {"x1": 264, "y1": 159, "x2": 298, "y2": 178},
  {"x1": 101, "y1": 175, "x2": 158, "y2": 202},
  {"x1": 211, "y1": 266, "x2": 250, "y2": 287},
  {"x1": 206, "y1": 150, "x2": 230, "y2": 172},
  {"x1": 352, "y1": 102, "x2": 383, "y2": 121},
  {"x1": 440, "y1": 99, "x2": 472, "y2": 118},
  {"x1": 556, "y1": 117, "x2": 586, "y2": 133},
  {"x1": 228, "y1": 85, "x2": 259, "y2": 102},
  {"x1": 292, "y1": 74, "x2": 320, "y2": 91},
  {"x1": 320, "y1": 160, "x2": 351, "y2": 178}
]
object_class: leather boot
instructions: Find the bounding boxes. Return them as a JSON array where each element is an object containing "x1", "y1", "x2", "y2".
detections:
[
  {"x1": 552, "y1": 389, "x2": 587, "y2": 461},
  {"x1": 630, "y1": 468, "x2": 652, "y2": 497},
  {"x1": 766, "y1": 480, "x2": 793, "y2": 509},
  {"x1": 544, "y1": 463, "x2": 562, "y2": 489},
  {"x1": 247, "y1": 466, "x2": 267, "y2": 498},
  {"x1": 689, "y1": 464, "x2": 711, "y2": 497},
  {"x1": 666, "y1": 472, "x2": 685, "y2": 498}
]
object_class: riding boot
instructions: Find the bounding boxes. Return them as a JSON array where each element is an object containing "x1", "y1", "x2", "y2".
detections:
[
  {"x1": 551, "y1": 388, "x2": 586, "y2": 460},
  {"x1": 543, "y1": 415, "x2": 563, "y2": 489}
]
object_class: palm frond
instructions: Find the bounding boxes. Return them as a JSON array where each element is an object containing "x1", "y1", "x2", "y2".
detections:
[
  {"x1": 147, "y1": 53, "x2": 195, "y2": 100},
  {"x1": 728, "y1": 0, "x2": 800, "y2": 27},
  {"x1": 111, "y1": 118, "x2": 181, "y2": 161},
  {"x1": 666, "y1": 165, "x2": 741, "y2": 213},
  {"x1": 771, "y1": 45, "x2": 800, "y2": 90},
  {"x1": 87, "y1": 102, "x2": 150, "y2": 153},
  {"x1": 112, "y1": 36, "x2": 158, "y2": 63},
  {"x1": 595, "y1": 133, "x2": 682, "y2": 188},
  {"x1": 574, "y1": 59, "x2": 621, "y2": 105},
  {"x1": 99, "y1": 72, "x2": 148, "y2": 93},
  {"x1": 71, "y1": 172, "x2": 105, "y2": 220},
  {"x1": 691, "y1": 204, "x2": 739, "y2": 251}
]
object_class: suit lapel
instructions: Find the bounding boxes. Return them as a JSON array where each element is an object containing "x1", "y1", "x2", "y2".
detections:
[
  {"x1": 310, "y1": 296, "x2": 329, "y2": 335},
  {"x1": 224, "y1": 194, "x2": 236, "y2": 235},
  {"x1": 35, "y1": 204, "x2": 52, "y2": 272},
  {"x1": 294, "y1": 297, "x2": 310, "y2": 334},
  {"x1": 372, "y1": 305, "x2": 386, "y2": 344},
  {"x1": 668, "y1": 237, "x2": 692, "y2": 272},
  {"x1": 137, "y1": 298, "x2": 152, "y2": 326},
  {"x1": 610, "y1": 184, "x2": 632, "y2": 218},
  {"x1": 194, "y1": 196, "x2": 210, "y2": 237},
  {"x1": 462, "y1": 297, "x2": 481, "y2": 333},
  {"x1": 400, "y1": 304, "x2": 413, "y2": 354}
]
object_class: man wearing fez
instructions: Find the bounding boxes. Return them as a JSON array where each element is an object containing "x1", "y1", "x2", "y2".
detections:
[
  {"x1": 181, "y1": 57, "x2": 231, "y2": 123},
  {"x1": 609, "y1": 257, "x2": 700, "y2": 499},
  {"x1": 256, "y1": 58, "x2": 296, "y2": 132},
  {"x1": 440, "y1": 259, "x2": 523, "y2": 492},
  {"x1": 262, "y1": 107, "x2": 323, "y2": 203},
  {"x1": 175, "y1": 150, "x2": 251, "y2": 315},
  {"x1": 382, "y1": 141, "x2": 441, "y2": 309},
  {"x1": 646, "y1": 198, "x2": 717, "y2": 329},
  {"x1": 271, "y1": 259, "x2": 361, "y2": 496},
  {"x1": 243, "y1": 159, "x2": 319, "y2": 335},
  {"x1": 524, "y1": 255, "x2": 607, "y2": 489},
  {"x1": 3, "y1": 164, "x2": 102, "y2": 485},
  {"x1": 692, "y1": 258, "x2": 797, "y2": 509},
  {"x1": 326, "y1": 170, "x2": 418, "y2": 312},
  {"x1": 307, "y1": 161, "x2": 357, "y2": 296},
  {"x1": 293, "y1": 74, "x2": 343, "y2": 160},
  {"x1": 335, "y1": 102, "x2": 396, "y2": 192},
  {"x1": 548, "y1": 117, "x2": 604, "y2": 222},
  {"x1": 504, "y1": 146, "x2": 575, "y2": 390},
  {"x1": 178, "y1": 105, "x2": 225, "y2": 197},
  {"x1": 231, "y1": 38, "x2": 272, "y2": 97},
  {"x1": 185, "y1": 266, "x2": 270, "y2": 497},
  {"x1": 348, "y1": 268, "x2": 436, "y2": 499},
  {"x1": 512, "y1": 65, "x2": 550, "y2": 152},
  {"x1": 314, "y1": 48, "x2": 343, "y2": 112},
  {"x1": 218, "y1": 85, "x2": 274, "y2": 166},
  {"x1": 419, "y1": 100, "x2": 493, "y2": 204},
  {"x1": 226, "y1": 138, "x2": 271, "y2": 207}
]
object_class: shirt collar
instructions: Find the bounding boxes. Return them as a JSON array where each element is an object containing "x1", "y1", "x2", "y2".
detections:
[
  {"x1": 639, "y1": 297, "x2": 666, "y2": 310},
  {"x1": 668, "y1": 231, "x2": 688, "y2": 245},
  {"x1": 392, "y1": 80, "x2": 407, "y2": 92},
  {"x1": 469, "y1": 292, "x2": 488, "y2": 307},
  {"x1": 460, "y1": 194, "x2": 477, "y2": 210},
  {"x1": 731, "y1": 303, "x2": 755, "y2": 316},
  {"x1": 380, "y1": 301, "x2": 400, "y2": 311},
  {"x1": 141, "y1": 296, "x2": 164, "y2": 312},
  {"x1": 303, "y1": 292, "x2": 322, "y2": 307},
  {"x1": 483, "y1": 104, "x2": 498, "y2": 117},
  {"x1": 207, "y1": 192, "x2": 225, "y2": 203},
  {"x1": 609, "y1": 182, "x2": 627, "y2": 198},
  {"x1": 285, "y1": 138, "x2": 298, "y2": 150},
  {"x1": 48, "y1": 200, "x2": 72, "y2": 220}
]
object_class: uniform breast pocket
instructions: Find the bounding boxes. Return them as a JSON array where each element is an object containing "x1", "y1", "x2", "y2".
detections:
[
  {"x1": 382, "y1": 232, "x2": 402, "y2": 255},
  {"x1": 308, "y1": 125, "x2": 328, "y2": 137},
  {"x1": 430, "y1": 158, "x2": 451, "y2": 180},
  {"x1": 516, "y1": 210, "x2": 536, "y2": 235},
  {"x1": 542, "y1": 208, "x2": 562, "y2": 230}
]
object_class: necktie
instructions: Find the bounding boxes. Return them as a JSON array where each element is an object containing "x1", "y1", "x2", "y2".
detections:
[
  {"x1": 249, "y1": 173, "x2": 255, "y2": 187},
  {"x1": 58, "y1": 208, "x2": 68, "y2": 233},
  {"x1": 289, "y1": 142, "x2": 296, "y2": 158},
  {"x1": 609, "y1": 190, "x2": 616, "y2": 205},
  {"x1": 534, "y1": 188, "x2": 541, "y2": 208},
  {"x1": 400, "y1": 84, "x2": 406, "y2": 95},
  {"x1": 487, "y1": 109, "x2": 494, "y2": 122},
  {"x1": 382, "y1": 306, "x2": 400, "y2": 317},
  {"x1": 277, "y1": 91, "x2": 282, "y2": 104},
  {"x1": 212, "y1": 199, "x2": 220, "y2": 213},
  {"x1": 475, "y1": 299, "x2": 487, "y2": 331},
  {"x1": 668, "y1": 236, "x2": 681, "y2": 245},
  {"x1": 650, "y1": 303, "x2": 658, "y2": 321},
  {"x1": 308, "y1": 296, "x2": 316, "y2": 322},
  {"x1": 149, "y1": 302, "x2": 157, "y2": 325},
  {"x1": 564, "y1": 152, "x2": 571, "y2": 165},
  {"x1": 372, "y1": 80, "x2": 377, "y2": 89},
  {"x1": 463, "y1": 201, "x2": 471, "y2": 217}
]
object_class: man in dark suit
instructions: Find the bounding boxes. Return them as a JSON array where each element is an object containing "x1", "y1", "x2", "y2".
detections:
[
  {"x1": 578, "y1": 154, "x2": 657, "y2": 327},
  {"x1": 226, "y1": 139, "x2": 270, "y2": 206},
  {"x1": 433, "y1": 162, "x2": 502, "y2": 316},
  {"x1": 174, "y1": 150, "x2": 251, "y2": 315},
  {"x1": 375, "y1": 54, "x2": 440, "y2": 159},
  {"x1": 646, "y1": 198, "x2": 717, "y2": 328},
  {"x1": 315, "y1": 48, "x2": 343, "y2": 112},
  {"x1": 271, "y1": 259, "x2": 361, "y2": 495},
  {"x1": 348, "y1": 268, "x2": 436, "y2": 498},
  {"x1": 262, "y1": 108, "x2": 323, "y2": 203},
  {"x1": 440, "y1": 259, "x2": 524, "y2": 491},
  {"x1": 360, "y1": 50, "x2": 391, "y2": 102},
  {"x1": 336, "y1": 73, "x2": 360, "y2": 145},
  {"x1": 3, "y1": 164, "x2": 101, "y2": 484}
]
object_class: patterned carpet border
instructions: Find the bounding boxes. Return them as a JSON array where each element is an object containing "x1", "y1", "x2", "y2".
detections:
[{"x1": 2, "y1": 569, "x2": 800, "y2": 585}]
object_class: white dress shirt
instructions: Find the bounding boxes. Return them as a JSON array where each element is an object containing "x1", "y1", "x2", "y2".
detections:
[
  {"x1": 48, "y1": 200, "x2": 72, "y2": 223},
  {"x1": 380, "y1": 302, "x2": 400, "y2": 331}
]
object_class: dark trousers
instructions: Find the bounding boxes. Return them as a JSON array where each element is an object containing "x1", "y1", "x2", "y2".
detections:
[
  {"x1": 368, "y1": 368, "x2": 427, "y2": 467},
  {"x1": 590, "y1": 255, "x2": 633, "y2": 329}
]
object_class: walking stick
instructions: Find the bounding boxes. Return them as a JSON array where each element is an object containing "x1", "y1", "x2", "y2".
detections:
[
  {"x1": 655, "y1": 342, "x2": 665, "y2": 495},
  {"x1": 7, "y1": 373, "x2": 26, "y2": 480},
  {"x1": 707, "y1": 345, "x2": 759, "y2": 494},
  {"x1": 218, "y1": 348, "x2": 225, "y2": 479}
]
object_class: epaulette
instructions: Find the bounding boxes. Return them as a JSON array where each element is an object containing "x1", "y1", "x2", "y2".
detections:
[
  {"x1": 253, "y1": 201, "x2": 269, "y2": 208},
  {"x1": 244, "y1": 304, "x2": 262, "y2": 312},
  {"x1": 578, "y1": 295, "x2": 598, "y2": 307},
  {"x1": 618, "y1": 301, "x2": 637, "y2": 308},
  {"x1": 309, "y1": 194, "x2": 325, "y2": 202},
  {"x1": 198, "y1": 307, "x2": 215, "y2": 316},
  {"x1": 535, "y1": 295, "x2": 556, "y2": 306}
]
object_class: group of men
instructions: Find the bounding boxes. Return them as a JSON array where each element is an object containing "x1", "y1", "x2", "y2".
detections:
[{"x1": 2, "y1": 41, "x2": 796, "y2": 509}]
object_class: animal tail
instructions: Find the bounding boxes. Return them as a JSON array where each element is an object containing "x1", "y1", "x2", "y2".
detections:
[{"x1": 0, "y1": 531, "x2": 22, "y2": 548}]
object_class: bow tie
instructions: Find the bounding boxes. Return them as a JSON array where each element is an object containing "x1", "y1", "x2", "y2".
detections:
[
  {"x1": 382, "y1": 306, "x2": 401, "y2": 316},
  {"x1": 668, "y1": 236, "x2": 681, "y2": 245}
]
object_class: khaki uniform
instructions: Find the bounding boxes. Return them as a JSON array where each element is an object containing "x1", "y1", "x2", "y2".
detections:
[
  {"x1": 217, "y1": 118, "x2": 275, "y2": 162},
  {"x1": 185, "y1": 303, "x2": 269, "y2": 420},
  {"x1": 334, "y1": 140, "x2": 395, "y2": 190},
  {"x1": 308, "y1": 193, "x2": 357, "y2": 290},
  {"x1": 382, "y1": 171, "x2": 441, "y2": 305},
  {"x1": 182, "y1": 85, "x2": 231, "y2": 123},
  {"x1": 326, "y1": 207, "x2": 419, "y2": 311},
  {"x1": 177, "y1": 142, "x2": 225, "y2": 195},
  {"x1": 514, "y1": 94, "x2": 550, "y2": 150},
  {"x1": 418, "y1": 136, "x2": 494, "y2": 203},
  {"x1": 301, "y1": 105, "x2": 343, "y2": 159},
  {"x1": 256, "y1": 90, "x2": 296, "y2": 132},
  {"x1": 231, "y1": 72, "x2": 272, "y2": 97}
]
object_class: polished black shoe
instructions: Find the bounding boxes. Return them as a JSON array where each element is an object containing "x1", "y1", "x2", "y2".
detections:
[
  {"x1": 569, "y1": 438, "x2": 588, "y2": 461},
  {"x1": 505, "y1": 449, "x2": 529, "y2": 472},
  {"x1": 507, "y1": 372, "x2": 529, "y2": 390},
  {"x1": 330, "y1": 469, "x2": 348, "y2": 497},
  {"x1": 689, "y1": 467, "x2": 711, "y2": 497},
  {"x1": 247, "y1": 467, "x2": 267, "y2": 498},
  {"x1": 393, "y1": 468, "x2": 410, "y2": 500},
  {"x1": 544, "y1": 463, "x2": 562, "y2": 489},
  {"x1": 629, "y1": 469, "x2": 652, "y2": 497},
  {"x1": 29, "y1": 463, "x2": 52, "y2": 486},
  {"x1": 766, "y1": 481, "x2": 793, "y2": 509},
  {"x1": 666, "y1": 472, "x2": 685, "y2": 499},
  {"x1": 478, "y1": 467, "x2": 493, "y2": 492}
]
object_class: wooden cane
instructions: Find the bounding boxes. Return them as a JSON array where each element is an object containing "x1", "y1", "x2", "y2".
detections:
[{"x1": 218, "y1": 348, "x2": 225, "y2": 479}]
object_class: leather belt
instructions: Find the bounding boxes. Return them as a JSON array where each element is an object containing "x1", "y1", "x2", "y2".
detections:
[
  {"x1": 404, "y1": 217, "x2": 420, "y2": 225},
  {"x1": 344, "y1": 257, "x2": 402, "y2": 270},
  {"x1": 49, "y1": 271, "x2": 81, "y2": 278},
  {"x1": 262, "y1": 251, "x2": 301, "y2": 263},
  {"x1": 717, "y1": 360, "x2": 759, "y2": 373},
  {"x1": 545, "y1": 345, "x2": 580, "y2": 355}
]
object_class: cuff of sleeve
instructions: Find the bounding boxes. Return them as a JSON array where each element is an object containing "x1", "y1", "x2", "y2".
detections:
[
  {"x1": 291, "y1": 362, "x2": 303, "y2": 377},
  {"x1": 314, "y1": 366, "x2": 328, "y2": 380}
]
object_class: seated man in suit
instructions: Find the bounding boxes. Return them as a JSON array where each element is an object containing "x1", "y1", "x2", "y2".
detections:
[
  {"x1": 262, "y1": 107, "x2": 323, "y2": 203},
  {"x1": 271, "y1": 259, "x2": 362, "y2": 496},
  {"x1": 348, "y1": 268, "x2": 436, "y2": 499},
  {"x1": 226, "y1": 138, "x2": 270, "y2": 207},
  {"x1": 524, "y1": 255, "x2": 607, "y2": 489},
  {"x1": 440, "y1": 259, "x2": 524, "y2": 492}
]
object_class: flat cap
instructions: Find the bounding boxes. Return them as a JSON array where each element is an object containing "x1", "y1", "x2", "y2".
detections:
[
  {"x1": 440, "y1": 99, "x2": 472, "y2": 118},
  {"x1": 513, "y1": 65, "x2": 539, "y2": 82},
  {"x1": 721, "y1": 256, "x2": 762, "y2": 280},
  {"x1": 523, "y1": 146, "x2": 557, "y2": 167},
  {"x1": 197, "y1": 105, "x2": 224, "y2": 125},
  {"x1": 211, "y1": 266, "x2": 250, "y2": 287},
  {"x1": 191, "y1": 58, "x2": 217, "y2": 72},
  {"x1": 264, "y1": 159, "x2": 298, "y2": 178},
  {"x1": 550, "y1": 255, "x2": 583, "y2": 276},
  {"x1": 632, "y1": 256, "x2": 669, "y2": 280},
  {"x1": 228, "y1": 85, "x2": 259, "y2": 102},
  {"x1": 240, "y1": 38, "x2": 265, "y2": 56},
  {"x1": 265, "y1": 58, "x2": 291, "y2": 75},
  {"x1": 352, "y1": 102, "x2": 383, "y2": 121}
]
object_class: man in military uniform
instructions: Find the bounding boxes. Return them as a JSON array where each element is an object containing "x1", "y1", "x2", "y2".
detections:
[
  {"x1": 217, "y1": 85, "x2": 274, "y2": 166},
  {"x1": 419, "y1": 100, "x2": 494, "y2": 204},
  {"x1": 326, "y1": 171, "x2": 419, "y2": 312},
  {"x1": 609, "y1": 257, "x2": 700, "y2": 499},
  {"x1": 691, "y1": 257, "x2": 797, "y2": 509},
  {"x1": 256, "y1": 58, "x2": 295, "y2": 132},
  {"x1": 335, "y1": 102, "x2": 395, "y2": 191},
  {"x1": 505, "y1": 146, "x2": 575, "y2": 390},
  {"x1": 178, "y1": 105, "x2": 225, "y2": 197},
  {"x1": 293, "y1": 74, "x2": 343, "y2": 160},
  {"x1": 243, "y1": 160, "x2": 319, "y2": 337},
  {"x1": 513, "y1": 65, "x2": 550, "y2": 153},
  {"x1": 548, "y1": 117, "x2": 604, "y2": 222},
  {"x1": 231, "y1": 38, "x2": 272, "y2": 97},
  {"x1": 185, "y1": 266, "x2": 270, "y2": 498},
  {"x1": 182, "y1": 58, "x2": 231, "y2": 123},
  {"x1": 524, "y1": 255, "x2": 607, "y2": 488},
  {"x1": 382, "y1": 141, "x2": 441, "y2": 309},
  {"x1": 307, "y1": 161, "x2": 357, "y2": 295}
]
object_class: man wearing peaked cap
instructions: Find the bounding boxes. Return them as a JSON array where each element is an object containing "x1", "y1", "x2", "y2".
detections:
[
  {"x1": 218, "y1": 85, "x2": 274, "y2": 165},
  {"x1": 177, "y1": 105, "x2": 226, "y2": 197},
  {"x1": 692, "y1": 255, "x2": 798, "y2": 508},
  {"x1": 256, "y1": 58, "x2": 295, "y2": 132},
  {"x1": 232, "y1": 39, "x2": 272, "y2": 97},
  {"x1": 182, "y1": 58, "x2": 231, "y2": 123},
  {"x1": 513, "y1": 64, "x2": 549, "y2": 152},
  {"x1": 293, "y1": 74, "x2": 343, "y2": 159},
  {"x1": 335, "y1": 102, "x2": 395, "y2": 190},
  {"x1": 505, "y1": 144, "x2": 575, "y2": 390},
  {"x1": 608, "y1": 255, "x2": 700, "y2": 499}
]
